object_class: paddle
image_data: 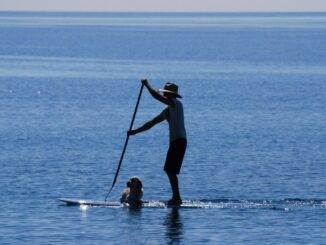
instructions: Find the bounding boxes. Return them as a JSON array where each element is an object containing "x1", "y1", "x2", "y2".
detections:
[{"x1": 104, "y1": 82, "x2": 144, "y2": 201}]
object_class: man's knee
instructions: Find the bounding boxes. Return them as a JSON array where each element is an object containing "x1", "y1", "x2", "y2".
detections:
[{"x1": 166, "y1": 171, "x2": 176, "y2": 178}]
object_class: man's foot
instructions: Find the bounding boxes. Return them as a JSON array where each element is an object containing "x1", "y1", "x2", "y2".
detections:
[{"x1": 165, "y1": 198, "x2": 182, "y2": 206}]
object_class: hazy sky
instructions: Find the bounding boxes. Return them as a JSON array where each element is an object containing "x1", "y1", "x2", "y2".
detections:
[{"x1": 1, "y1": 0, "x2": 326, "y2": 12}]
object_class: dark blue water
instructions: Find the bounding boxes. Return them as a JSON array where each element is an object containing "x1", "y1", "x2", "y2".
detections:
[{"x1": 0, "y1": 12, "x2": 325, "y2": 244}]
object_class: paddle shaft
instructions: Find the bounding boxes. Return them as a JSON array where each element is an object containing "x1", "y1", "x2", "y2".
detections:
[{"x1": 105, "y1": 83, "x2": 144, "y2": 201}]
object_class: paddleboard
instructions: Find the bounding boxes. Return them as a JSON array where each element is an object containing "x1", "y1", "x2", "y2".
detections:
[
  {"x1": 58, "y1": 198, "x2": 122, "y2": 207},
  {"x1": 58, "y1": 198, "x2": 198, "y2": 208}
]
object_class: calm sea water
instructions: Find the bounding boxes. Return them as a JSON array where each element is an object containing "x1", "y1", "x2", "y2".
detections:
[{"x1": 0, "y1": 12, "x2": 325, "y2": 244}]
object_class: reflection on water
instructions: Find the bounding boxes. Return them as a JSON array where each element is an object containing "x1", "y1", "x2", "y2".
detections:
[
  {"x1": 127, "y1": 206, "x2": 143, "y2": 216},
  {"x1": 79, "y1": 205, "x2": 89, "y2": 219},
  {"x1": 164, "y1": 208, "x2": 183, "y2": 244}
]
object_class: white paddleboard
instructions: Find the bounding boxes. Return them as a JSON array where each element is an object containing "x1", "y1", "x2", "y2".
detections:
[
  {"x1": 58, "y1": 198, "x2": 122, "y2": 207},
  {"x1": 58, "y1": 198, "x2": 197, "y2": 208}
]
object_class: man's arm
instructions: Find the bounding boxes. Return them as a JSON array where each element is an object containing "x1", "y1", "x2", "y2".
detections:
[
  {"x1": 128, "y1": 109, "x2": 167, "y2": 136},
  {"x1": 142, "y1": 79, "x2": 174, "y2": 107}
]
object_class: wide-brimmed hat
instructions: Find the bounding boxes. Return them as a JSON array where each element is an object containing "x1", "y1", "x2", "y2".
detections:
[{"x1": 158, "y1": 82, "x2": 182, "y2": 98}]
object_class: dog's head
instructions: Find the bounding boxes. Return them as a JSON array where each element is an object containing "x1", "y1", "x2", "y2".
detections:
[{"x1": 127, "y1": 176, "x2": 143, "y2": 191}]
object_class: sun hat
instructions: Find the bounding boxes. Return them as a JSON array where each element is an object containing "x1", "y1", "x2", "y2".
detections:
[{"x1": 158, "y1": 82, "x2": 182, "y2": 98}]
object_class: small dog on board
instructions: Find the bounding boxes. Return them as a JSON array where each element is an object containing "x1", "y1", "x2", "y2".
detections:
[{"x1": 120, "y1": 176, "x2": 143, "y2": 207}]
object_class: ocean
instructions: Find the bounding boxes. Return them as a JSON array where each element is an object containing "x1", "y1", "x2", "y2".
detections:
[{"x1": 0, "y1": 12, "x2": 325, "y2": 244}]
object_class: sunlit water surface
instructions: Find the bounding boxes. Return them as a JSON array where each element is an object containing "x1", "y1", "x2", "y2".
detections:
[{"x1": 0, "y1": 12, "x2": 325, "y2": 244}]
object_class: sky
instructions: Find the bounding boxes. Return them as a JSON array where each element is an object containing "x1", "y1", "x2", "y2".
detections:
[{"x1": 1, "y1": 0, "x2": 326, "y2": 12}]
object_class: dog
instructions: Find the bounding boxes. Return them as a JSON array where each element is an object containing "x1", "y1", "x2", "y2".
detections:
[{"x1": 120, "y1": 176, "x2": 143, "y2": 207}]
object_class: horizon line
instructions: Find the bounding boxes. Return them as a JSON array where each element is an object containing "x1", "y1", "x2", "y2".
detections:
[{"x1": 1, "y1": 10, "x2": 326, "y2": 14}]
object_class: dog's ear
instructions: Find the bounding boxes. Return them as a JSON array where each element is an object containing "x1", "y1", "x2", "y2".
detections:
[
  {"x1": 127, "y1": 180, "x2": 131, "y2": 187},
  {"x1": 136, "y1": 180, "x2": 143, "y2": 190}
]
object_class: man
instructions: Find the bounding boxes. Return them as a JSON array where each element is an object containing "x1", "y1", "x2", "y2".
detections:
[{"x1": 128, "y1": 79, "x2": 187, "y2": 205}]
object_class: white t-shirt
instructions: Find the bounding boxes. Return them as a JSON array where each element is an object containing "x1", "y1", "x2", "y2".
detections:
[{"x1": 164, "y1": 98, "x2": 187, "y2": 142}]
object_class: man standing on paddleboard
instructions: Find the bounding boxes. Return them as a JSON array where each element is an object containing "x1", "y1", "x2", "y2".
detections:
[{"x1": 128, "y1": 79, "x2": 187, "y2": 206}]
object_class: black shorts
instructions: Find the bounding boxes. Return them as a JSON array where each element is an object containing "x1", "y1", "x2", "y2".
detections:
[{"x1": 164, "y1": 138, "x2": 187, "y2": 175}]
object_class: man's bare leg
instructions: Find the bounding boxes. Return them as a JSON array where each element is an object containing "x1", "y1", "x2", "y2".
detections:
[{"x1": 166, "y1": 172, "x2": 182, "y2": 205}]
